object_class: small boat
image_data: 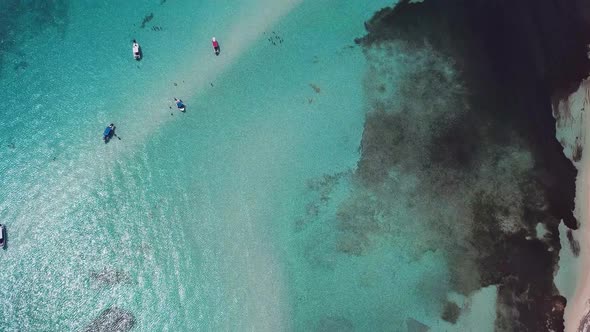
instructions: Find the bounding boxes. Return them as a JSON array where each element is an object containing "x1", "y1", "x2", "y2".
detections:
[
  {"x1": 0, "y1": 224, "x2": 6, "y2": 249},
  {"x1": 212, "y1": 37, "x2": 220, "y2": 56},
  {"x1": 103, "y1": 123, "x2": 115, "y2": 143},
  {"x1": 174, "y1": 98, "x2": 186, "y2": 112},
  {"x1": 132, "y1": 39, "x2": 142, "y2": 60}
]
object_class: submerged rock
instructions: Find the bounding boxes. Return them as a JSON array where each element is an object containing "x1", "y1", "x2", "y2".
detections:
[
  {"x1": 566, "y1": 229, "x2": 581, "y2": 257},
  {"x1": 90, "y1": 268, "x2": 130, "y2": 286},
  {"x1": 310, "y1": 83, "x2": 321, "y2": 93},
  {"x1": 441, "y1": 301, "x2": 461, "y2": 324},
  {"x1": 83, "y1": 307, "x2": 135, "y2": 332},
  {"x1": 406, "y1": 318, "x2": 429, "y2": 332},
  {"x1": 140, "y1": 13, "x2": 153, "y2": 29},
  {"x1": 13, "y1": 60, "x2": 28, "y2": 71}
]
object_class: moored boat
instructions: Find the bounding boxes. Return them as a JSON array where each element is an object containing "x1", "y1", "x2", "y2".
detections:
[
  {"x1": 174, "y1": 98, "x2": 186, "y2": 112},
  {"x1": 132, "y1": 39, "x2": 141, "y2": 60},
  {"x1": 212, "y1": 37, "x2": 220, "y2": 56},
  {"x1": 103, "y1": 123, "x2": 115, "y2": 143}
]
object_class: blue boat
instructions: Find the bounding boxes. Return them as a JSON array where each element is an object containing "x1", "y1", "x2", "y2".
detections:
[
  {"x1": 174, "y1": 98, "x2": 186, "y2": 112},
  {"x1": 103, "y1": 124, "x2": 115, "y2": 143}
]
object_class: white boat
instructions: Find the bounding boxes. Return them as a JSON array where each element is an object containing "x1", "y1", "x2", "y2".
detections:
[{"x1": 132, "y1": 39, "x2": 141, "y2": 60}]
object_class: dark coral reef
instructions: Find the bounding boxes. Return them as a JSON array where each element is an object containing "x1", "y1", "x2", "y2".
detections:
[
  {"x1": 347, "y1": 0, "x2": 590, "y2": 330},
  {"x1": 83, "y1": 307, "x2": 135, "y2": 332}
]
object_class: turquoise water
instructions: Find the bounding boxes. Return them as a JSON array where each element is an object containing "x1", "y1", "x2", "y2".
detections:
[{"x1": 0, "y1": 1, "x2": 496, "y2": 331}]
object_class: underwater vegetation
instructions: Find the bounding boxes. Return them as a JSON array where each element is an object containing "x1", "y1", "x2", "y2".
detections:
[{"x1": 299, "y1": 0, "x2": 590, "y2": 330}]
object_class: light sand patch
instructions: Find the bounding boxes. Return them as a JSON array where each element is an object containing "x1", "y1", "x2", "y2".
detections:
[{"x1": 557, "y1": 75, "x2": 590, "y2": 332}]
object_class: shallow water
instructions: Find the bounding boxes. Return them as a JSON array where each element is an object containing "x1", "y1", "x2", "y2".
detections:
[
  {"x1": 0, "y1": 0, "x2": 404, "y2": 330},
  {"x1": 2, "y1": 0, "x2": 573, "y2": 331}
]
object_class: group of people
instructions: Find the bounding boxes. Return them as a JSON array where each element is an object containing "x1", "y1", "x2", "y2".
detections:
[{"x1": 103, "y1": 37, "x2": 222, "y2": 143}]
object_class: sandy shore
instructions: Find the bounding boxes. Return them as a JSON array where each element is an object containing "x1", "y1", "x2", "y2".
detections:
[{"x1": 557, "y1": 76, "x2": 590, "y2": 332}]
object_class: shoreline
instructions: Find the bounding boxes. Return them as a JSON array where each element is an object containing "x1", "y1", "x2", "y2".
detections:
[{"x1": 554, "y1": 75, "x2": 590, "y2": 332}]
